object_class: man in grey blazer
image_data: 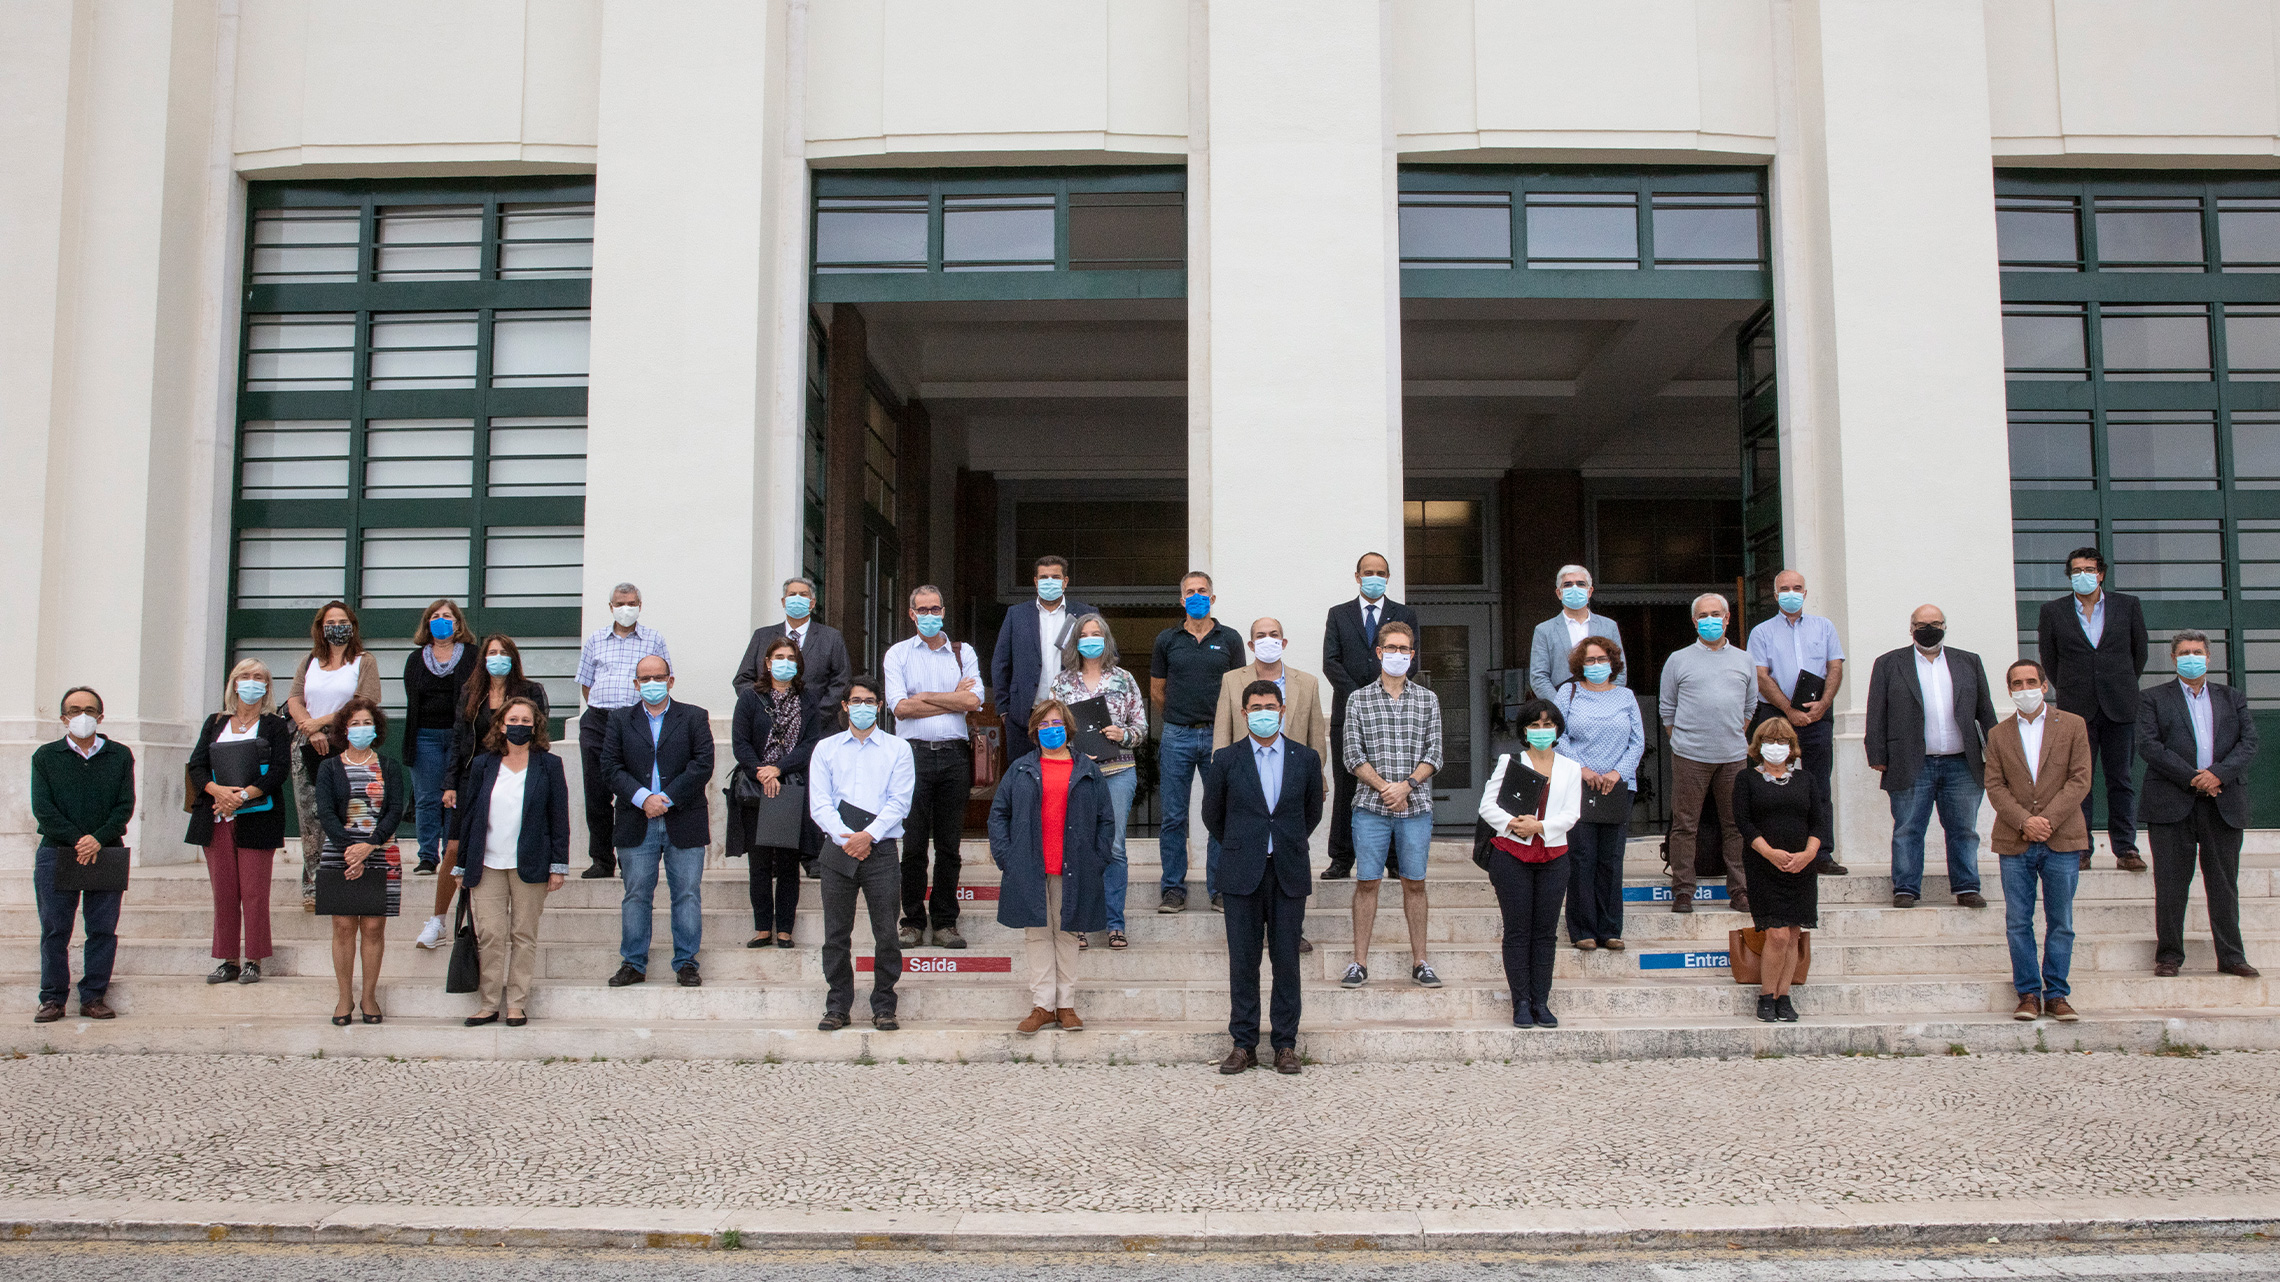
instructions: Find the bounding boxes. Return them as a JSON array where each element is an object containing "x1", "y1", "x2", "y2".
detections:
[
  {"x1": 1527, "y1": 564, "x2": 1624, "y2": 701},
  {"x1": 2137, "y1": 629, "x2": 2261, "y2": 979},
  {"x1": 1863, "y1": 603, "x2": 1999, "y2": 910},
  {"x1": 734, "y1": 577, "x2": 851, "y2": 708}
]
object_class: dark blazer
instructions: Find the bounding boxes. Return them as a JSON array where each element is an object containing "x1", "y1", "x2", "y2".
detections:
[
  {"x1": 1862, "y1": 644, "x2": 2000, "y2": 794},
  {"x1": 2036, "y1": 590, "x2": 2149, "y2": 724},
  {"x1": 734, "y1": 621, "x2": 852, "y2": 708},
  {"x1": 447, "y1": 678, "x2": 552, "y2": 793},
  {"x1": 401, "y1": 644, "x2": 479, "y2": 761},
  {"x1": 1202, "y1": 737, "x2": 1325, "y2": 899},
  {"x1": 315, "y1": 753, "x2": 410, "y2": 849},
  {"x1": 1322, "y1": 597, "x2": 1420, "y2": 722},
  {"x1": 183, "y1": 712, "x2": 295, "y2": 850},
  {"x1": 991, "y1": 598, "x2": 1097, "y2": 727},
  {"x1": 451, "y1": 749, "x2": 572, "y2": 885},
  {"x1": 988, "y1": 751, "x2": 1115, "y2": 931},
  {"x1": 2137, "y1": 678, "x2": 2259, "y2": 829},
  {"x1": 601, "y1": 700, "x2": 716, "y2": 849},
  {"x1": 727, "y1": 682, "x2": 833, "y2": 855}
]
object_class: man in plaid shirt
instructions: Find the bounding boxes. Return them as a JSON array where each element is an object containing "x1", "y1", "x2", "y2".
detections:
[{"x1": 1340, "y1": 619, "x2": 1443, "y2": 990}]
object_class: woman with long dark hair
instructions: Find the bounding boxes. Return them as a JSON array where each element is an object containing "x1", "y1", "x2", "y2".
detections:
[
  {"x1": 285, "y1": 601, "x2": 379, "y2": 913},
  {"x1": 402, "y1": 599, "x2": 478, "y2": 877},
  {"x1": 415, "y1": 634, "x2": 551, "y2": 952},
  {"x1": 731, "y1": 637, "x2": 830, "y2": 948}
]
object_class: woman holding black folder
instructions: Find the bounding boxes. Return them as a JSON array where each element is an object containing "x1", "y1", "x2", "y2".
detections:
[
  {"x1": 1554, "y1": 636, "x2": 1645, "y2": 952},
  {"x1": 1480, "y1": 698, "x2": 1584, "y2": 1028},
  {"x1": 314, "y1": 697, "x2": 407, "y2": 1025},
  {"x1": 731, "y1": 637, "x2": 830, "y2": 948},
  {"x1": 1047, "y1": 614, "x2": 1147, "y2": 950},
  {"x1": 185, "y1": 658, "x2": 295, "y2": 985}
]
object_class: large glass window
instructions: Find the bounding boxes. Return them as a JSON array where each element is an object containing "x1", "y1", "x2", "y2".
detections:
[
  {"x1": 2093, "y1": 196, "x2": 2205, "y2": 271},
  {"x1": 1012, "y1": 498, "x2": 1187, "y2": 590},
  {"x1": 1399, "y1": 193, "x2": 1512, "y2": 269},
  {"x1": 1404, "y1": 500, "x2": 1486, "y2": 586},
  {"x1": 1399, "y1": 168, "x2": 1766, "y2": 297},
  {"x1": 1524, "y1": 193, "x2": 1637, "y2": 269}
]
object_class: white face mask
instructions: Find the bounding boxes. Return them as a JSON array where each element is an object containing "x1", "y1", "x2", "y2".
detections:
[
  {"x1": 2012, "y1": 687, "x2": 2045, "y2": 716},
  {"x1": 66, "y1": 714, "x2": 98, "y2": 741},
  {"x1": 1380, "y1": 652, "x2": 1412, "y2": 678},
  {"x1": 1759, "y1": 742, "x2": 1791, "y2": 766},
  {"x1": 1253, "y1": 637, "x2": 1284, "y2": 663},
  {"x1": 611, "y1": 604, "x2": 640, "y2": 628}
]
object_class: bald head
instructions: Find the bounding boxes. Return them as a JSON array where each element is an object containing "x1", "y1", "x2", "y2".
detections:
[
  {"x1": 1910, "y1": 604, "x2": 1945, "y2": 629},
  {"x1": 1249, "y1": 618, "x2": 1284, "y2": 642}
]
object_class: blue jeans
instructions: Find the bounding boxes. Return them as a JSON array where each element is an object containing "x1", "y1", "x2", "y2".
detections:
[
  {"x1": 619, "y1": 817, "x2": 705, "y2": 972},
  {"x1": 1101, "y1": 765, "x2": 1138, "y2": 931},
  {"x1": 2001, "y1": 842, "x2": 2080, "y2": 999},
  {"x1": 1157, "y1": 724, "x2": 1221, "y2": 896},
  {"x1": 1351, "y1": 809, "x2": 1433, "y2": 881},
  {"x1": 1888, "y1": 754, "x2": 1983, "y2": 897},
  {"x1": 409, "y1": 727, "x2": 455, "y2": 862},
  {"x1": 34, "y1": 845, "x2": 123, "y2": 1007}
]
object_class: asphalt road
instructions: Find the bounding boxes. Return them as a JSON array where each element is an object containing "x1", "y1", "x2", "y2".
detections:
[{"x1": 0, "y1": 1243, "x2": 2276, "y2": 1281}]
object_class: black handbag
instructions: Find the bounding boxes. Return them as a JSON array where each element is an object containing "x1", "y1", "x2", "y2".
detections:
[
  {"x1": 444, "y1": 888, "x2": 480, "y2": 994},
  {"x1": 51, "y1": 846, "x2": 129, "y2": 894}
]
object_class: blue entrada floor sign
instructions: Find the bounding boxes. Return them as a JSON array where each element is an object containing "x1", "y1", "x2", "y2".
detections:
[
  {"x1": 1622, "y1": 884, "x2": 1729, "y2": 903},
  {"x1": 1639, "y1": 950, "x2": 1731, "y2": 971}
]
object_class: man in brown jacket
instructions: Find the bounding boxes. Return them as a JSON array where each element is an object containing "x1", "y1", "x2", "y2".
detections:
[{"x1": 1981, "y1": 659, "x2": 2094, "y2": 1022}]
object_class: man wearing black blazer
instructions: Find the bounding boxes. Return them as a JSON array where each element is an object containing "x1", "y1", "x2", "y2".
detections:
[
  {"x1": 1863, "y1": 604, "x2": 2000, "y2": 910},
  {"x1": 1203, "y1": 681, "x2": 1325, "y2": 1075},
  {"x1": 2035, "y1": 546, "x2": 2151, "y2": 871},
  {"x1": 732, "y1": 577, "x2": 851, "y2": 708},
  {"x1": 990, "y1": 555, "x2": 1095, "y2": 761},
  {"x1": 600, "y1": 655, "x2": 715, "y2": 988},
  {"x1": 1320, "y1": 551, "x2": 1418, "y2": 879},
  {"x1": 2136, "y1": 630, "x2": 2261, "y2": 979}
]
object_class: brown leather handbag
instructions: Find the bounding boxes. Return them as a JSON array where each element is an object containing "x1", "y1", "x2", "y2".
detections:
[{"x1": 1727, "y1": 927, "x2": 1811, "y2": 986}]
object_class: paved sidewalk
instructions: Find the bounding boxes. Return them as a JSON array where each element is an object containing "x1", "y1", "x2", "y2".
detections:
[{"x1": 1, "y1": 1051, "x2": 2276, "y2": 1215}]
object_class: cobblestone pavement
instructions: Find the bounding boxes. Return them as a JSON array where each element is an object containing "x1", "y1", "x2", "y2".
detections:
[{"x1": 0, "y1": 1051, "x2": 2274, "y2": 1212}]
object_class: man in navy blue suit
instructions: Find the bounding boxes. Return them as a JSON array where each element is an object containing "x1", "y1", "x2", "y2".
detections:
[
  {"x1": 991, "y1": 554, "x2": 1096, "y2": 761},
  {"x1": 1204, "y1": 680, "x2": 1324, "y2": 1075},
  {"x1": 600, "y1": 654, "x2": 714, "y2": 989}
]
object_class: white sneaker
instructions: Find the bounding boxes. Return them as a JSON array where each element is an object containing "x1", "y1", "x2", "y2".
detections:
[{"x1": 414, "y1": 915, "x2": 447, "y2": 950}]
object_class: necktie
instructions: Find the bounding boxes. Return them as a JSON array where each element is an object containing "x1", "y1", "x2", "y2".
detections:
[{"x1": 1364, "y1": 604, "x2": 1377, "y2": 644}]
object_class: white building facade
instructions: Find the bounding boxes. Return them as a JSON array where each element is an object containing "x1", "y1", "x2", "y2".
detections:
[{"x1": 7, "y1": 0, "x2": 2280, "y2": 863}]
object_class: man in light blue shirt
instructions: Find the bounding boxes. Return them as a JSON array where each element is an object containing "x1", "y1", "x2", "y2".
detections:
[
  {"x1": 1746, "y1": 569, "x2": 1848, "y2": 874},
  {"x1": 809, "y1": 677, "x2": 918, "y2": 1031}
]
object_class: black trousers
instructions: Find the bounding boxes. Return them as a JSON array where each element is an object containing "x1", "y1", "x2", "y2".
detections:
[
  {"x1": 1490, "y1": 852, "x2": 1570, "y2": 1016},
  {"x1": 577, "y1": 706, "x2": 619, "y2": 874},
  {"x1": 2083, "y1": 711, "x2": 2141, "y2": 856},
  {"x1": 1800, "y1": 717, "x2": 1835, "y2": 856},
  {"x1": 821, "y1": 840, "x2": 902, "y2": 1018},
  {"x1": 1223, "y1": 873, "x2": 1307, "y2": 1051},
  {"x1": 1563, "y1": 820, "x2": 1627, "y2": 944},
  {"x1": 1328, "y1": 710, "x2": 1357, "y2": 869},
  {"x1": 747, "y1": 844, "x2": 803, "y2": 935},
  {"x1": 901, "y1": 740, "x2": 973, "y2": 929},
  {"x1": 2149, "y1": 795, "x2": 2248, "y2": 969}
]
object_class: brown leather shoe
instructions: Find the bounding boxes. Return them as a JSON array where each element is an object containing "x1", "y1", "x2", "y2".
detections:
[
  {"x1": 1957, "y1": 891, "x2": 1987, "y2": 909},
  {"x1": 1055, "y1": 1007, "x2": 1084, "y2": 1031},
  {"x1": 2012, "y1": 994, "x2": 2041, "y2": 1021},
  {"x1": 2116, "y1": 853, "x2": 2148, "y2": 872},
  {"x1": 1217, "y1": 1045, "x2": 1257, "y2": 1074},
  {"x1": 33, "y1": 1003, "x2": 63, "y2": 1024},
  {"x1": 2078, "y1": 852, "x2": 2093, "y2": 871},
  {"x1": 2045, "y1": 997, "x2": 2079, "y2": 1022},
  {"x1": 1016, "y1": 1006, "x2": 1056, "y2": 1036},
  {"x1": 2154, "y1": 961, "x2": 2181, "y2": 977},
  {"x1": 78, "y1": 1000, "x2": 115, "y2": 1020},
  {"x1": 2220, "y1": 961, "x2": 2262, "y2": 978},
  {"x1": 1273, "y1": 1047, "x2": 1302, "y2": 1075}
]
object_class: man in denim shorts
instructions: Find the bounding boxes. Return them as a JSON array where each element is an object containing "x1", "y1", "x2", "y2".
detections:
[{"x1": 1340, "y1": 619, "x2": 1444, "y2": 989}]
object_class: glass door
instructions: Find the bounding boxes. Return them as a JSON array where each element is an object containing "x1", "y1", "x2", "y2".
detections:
[{"x1": 1411, "y1": 603, "x2": 1494, "y2": 824}]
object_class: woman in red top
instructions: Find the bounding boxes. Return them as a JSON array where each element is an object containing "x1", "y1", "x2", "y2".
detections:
[
  {"x1": 988, "y1": 699, "x2": 1116, "y2": 1035},
  {"x1": 1479, "y1": 699, "x2": 1584, "y2": 1028}
]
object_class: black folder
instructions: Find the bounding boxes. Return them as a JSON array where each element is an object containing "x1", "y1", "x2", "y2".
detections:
[
  {"x1": 1470, "y1": 760, "x2": 1549, "y2": 868},
  {"x1": 53, "y1": 846, "x2": 129, "y2": 894},
  {"x1": 1066, "y1": 695, "x2": 1120, "y2": 761},
  {"x1": 209, "y1": 739, "x2": 275, "y2": 814},
  {"x1": 1790, "y1": 670, "x2": 1828, "y2": 708},
  {"x1": 838, "y1": 801, "x2": 877, "y2": 836},
  {"x1": 749, "y1": 782, "x2": 809, "y2": 848}
]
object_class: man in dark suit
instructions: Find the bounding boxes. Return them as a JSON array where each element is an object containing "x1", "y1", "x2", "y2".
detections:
[
  {"x1": 1203, "y1": 680, "x2": 1324, "y2": 1075},
  {"x1": 2136, "y1": 629, "x2": 2261, "y2": 979},
  {"x1": 991, "y1": 555, "x2": 1095, "y2": 761},
  {"x1": 733, "y1": 577, "x2": 851, "y2": 707},
  {"x1": 2035, "y1": 546, "x2": 2151, "y2": 871},
  {"x1": 1863, "y1": 604, "x2": 1999, "y2": 910},
  {"x1": 601, "y1": 655, "x2": 715, "y2": 988},
  {"x1": 1319, "y1": 551, "x2": 1418, "y2": 879}
]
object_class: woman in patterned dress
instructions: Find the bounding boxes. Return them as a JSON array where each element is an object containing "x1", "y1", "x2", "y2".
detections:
[
  {"x1": 315, "y1": 696, "x2": 407, "y2": 1025},
  {"x1": 1047, "y1": 614, "x2": 1148, "y2": 950}
]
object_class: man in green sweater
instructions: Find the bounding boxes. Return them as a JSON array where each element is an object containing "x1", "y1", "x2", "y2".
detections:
[{"x1": 29, "y1": 686, "x2": 135, "y2": 1023}]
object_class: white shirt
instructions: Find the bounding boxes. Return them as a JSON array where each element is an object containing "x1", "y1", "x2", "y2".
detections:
[
  {"x1": 783, "y1": 621, "x2": 808, "y2": 650},
  {"x1": 1915, "y1": 647, "x2": 1962, "y2": 756},
  {"x1": 1563, "y1": 613, "x2": 1589, "y2": 649},
  {"x1": 2016, "y1": 710, "x2": 2046, "y2": 784},
  {"x1": 300, "y1": 656, "x2": 364, "y2": 720},
  {"x1": 2182, "y1": 680, "x2": 2215, "y2": 771},
  {"x1": 67, "y1": 735, "x2": 106, "y2": 761},
  {"x1": 809, "y1": 728, "x2": 916, "y2": 844},
  {"x1": 483, "y1": 760, "x2": 529, "y2": 869},
  {"x1": 1036, "y1": 601, "x2": 1069, "y2": 693},
  {"x1": 883, "y1": 634, "x2": 981, "y2": 742}
]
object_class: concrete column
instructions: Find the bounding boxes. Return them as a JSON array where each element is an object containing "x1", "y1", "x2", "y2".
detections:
[
  {"x1": 1771, "y1": 0, "x2": 2014, "y2": 858},
  {"x1": 1193, "y1": 0, "x2": 1404, "y2": 678}
]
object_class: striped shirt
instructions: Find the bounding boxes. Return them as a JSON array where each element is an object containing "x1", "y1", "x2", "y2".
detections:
[
  {"x1": 1556, "y1": 683, "x2": 1646, "y2": 787},
  {"x1": 576, "y1": 623, "x2": 671, "y2": 710},
  {"x1": 1342, "y1": 679, "x2": 1444, "y2": 818}
]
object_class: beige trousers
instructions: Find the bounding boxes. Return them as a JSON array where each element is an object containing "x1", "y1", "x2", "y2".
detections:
[
  {"x1": 470, "y1": 868, "x2": 548, "y2": 1012},
  {"x1": 1023, "y1": 874, "x2": 1080, "y2": 1010}
]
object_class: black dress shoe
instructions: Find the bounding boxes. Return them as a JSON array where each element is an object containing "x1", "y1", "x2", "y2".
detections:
[
  {"x1": 465, "y1": 1011, "x2": 499, "y2": 1027},
  {"x1": 608, "y1": 964, "x2": 646, "y2": 987},
  {"x1": 2220, "y1": 961, "x2": 2262, "y2": 978},
  {"x1": 873, "y1": 1014, "x2": 899, "y2": 1031},
  {"x1": 677, "y1": 964, "x2": 701, "y2": 988},
  {"x1": 504, "y1": 1015, "x2": 527, "y2": 1027},
  {"x1": 1218, "y1": 1046, "x2": 1258, "y2": 1074},
  {"x1": 1322, "y1": 861, "x2": 1353, "y2": 881},
  {"x1": 817, "y1": 1011, "x2": 850, "y2": 1032},
  {"x1": 581, "y1": 864, "x2": 615, "y2": 879}
]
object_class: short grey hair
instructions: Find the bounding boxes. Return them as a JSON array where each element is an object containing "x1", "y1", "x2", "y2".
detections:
[
  {"x1": 1691, "y1": 592, "x2": 1730, "y2": 616},
  {"x1": 1555, "y1": 564, "x2": 1592, "y2": 589},
  {"x1": 610, "y1": 581, "x2": 641, "y2": 600},
  {"x1": 908, "y1": 584, "x2": 945, "y2": 610},
  {"x1": 781, "y1": 577, "x2": 815, "y2": 597},
  {"x1": 2171, "y1": 628, "x2": 2211, "y2": 655},
  {"x1": 1061, "y1": 613, "x2": 1117, "y2": 669}
]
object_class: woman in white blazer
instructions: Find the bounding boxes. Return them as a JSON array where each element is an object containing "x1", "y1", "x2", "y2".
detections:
[{"x1": 1480, "y1": 698, "x2": 1584, "y2": 1028}]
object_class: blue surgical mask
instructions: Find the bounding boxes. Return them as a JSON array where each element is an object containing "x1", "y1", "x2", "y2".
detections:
[
  {"x1": 1184, "y1": 593, "x2": 1211, "y2": 619},
  {"x1": 1777, "y1": 591, "x2": 1805, "y2": 615},
  {"x1": 428, "y1": 616, "x2": 455, "y2": 641},
  {"x1": 236, "y1": 680, "x2": 267, "y2": 705},
  {"x1": 1696, "y1": 617, "x2": 1726, "y2": 643},
  {"x1": 2178, "y1": 654, "x2": 2209, "y2": 680},
  {"x1": 1246, "y1": 709, "x2": 1282, "y2": 739},
  {"x1": 1076, "y1": 636, "x2": 1106, "y2": 659},
  {"x1": 1582, "y1": 662, "x2": 1611, "y2": 685},
  {"x1": 485, "y1": 655, "x2": 512, "y2": 677},
  {"x1": 345, "y1": 725, "x2": 377, "y2": 750},
  {"x1": 1524, "y1": 727, "x2": 1558, "y2": 750},
  {"x1": 638, "y1": 680, "x2": 669, "y2": 706},
  {"x1": 2070, "y1": 570, "x2": 2101, "y2": 596},
  {"x1": 1559, "y1": 586, "x2": 1589, "y2": 611},
  {"x1": 1358, "y1": 575, "x2": 1387, "y2": 601},
  {"x1": 1037, "y1": 578, "x2": 1064, "y2": 603},
  {"x1": 783, "y1": 594, "x2": 812, "y2": 619},
  {"x1": 1036, "y1": 725, "x2": 1069, "y2": 750},
  {"x1": 848, "y1": 704, "x2": 878, "y2": 730},
  {"x1": 770, "y1": 658, "x2": 799, "y2": 682},
  {"x1": 915, "y1": 614, "x2": 944, "y2": 638}
]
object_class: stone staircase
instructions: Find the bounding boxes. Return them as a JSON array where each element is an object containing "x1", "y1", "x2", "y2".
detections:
[{"x1": 2, "y1": 840, "x2": 2272, "y2": 1063}]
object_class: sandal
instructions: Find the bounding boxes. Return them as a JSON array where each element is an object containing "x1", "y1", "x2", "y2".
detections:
[
  {"x1": 330, "y1": 1002, "x2": 352, "y2": 1027},
  {"x1": 361, "y1": 1003, "x2": 384, "y2": 1025},
  {"x1": 1107, "y1": 930, "x2": 1129, "y2": 950},
  {"x1": 1075, "y1": 931, "x2": 1090, "y2": 952}
]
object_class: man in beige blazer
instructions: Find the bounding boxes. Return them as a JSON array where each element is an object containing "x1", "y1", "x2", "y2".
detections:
[
  {"x1": 1981, "y1": 658, "x2": 2093, "y2": 1024},
  {"x1": 1212, "y1": 618, "x2": 1327, "y2": 946}
]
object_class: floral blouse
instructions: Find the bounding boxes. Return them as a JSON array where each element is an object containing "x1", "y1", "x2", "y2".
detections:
[{"x1": 1047, "y1": 665, "x2": 1148, "y2": 773}]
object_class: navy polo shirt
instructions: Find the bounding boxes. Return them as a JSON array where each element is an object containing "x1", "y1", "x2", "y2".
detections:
[{"x1": 1150, "y1": 621, "x2": 1246, "y2": 727}]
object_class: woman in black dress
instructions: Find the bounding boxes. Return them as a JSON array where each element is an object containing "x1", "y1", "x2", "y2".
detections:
[{"x1": 1731, "y1": 718, "x2": 1829, "y2": 1024}]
